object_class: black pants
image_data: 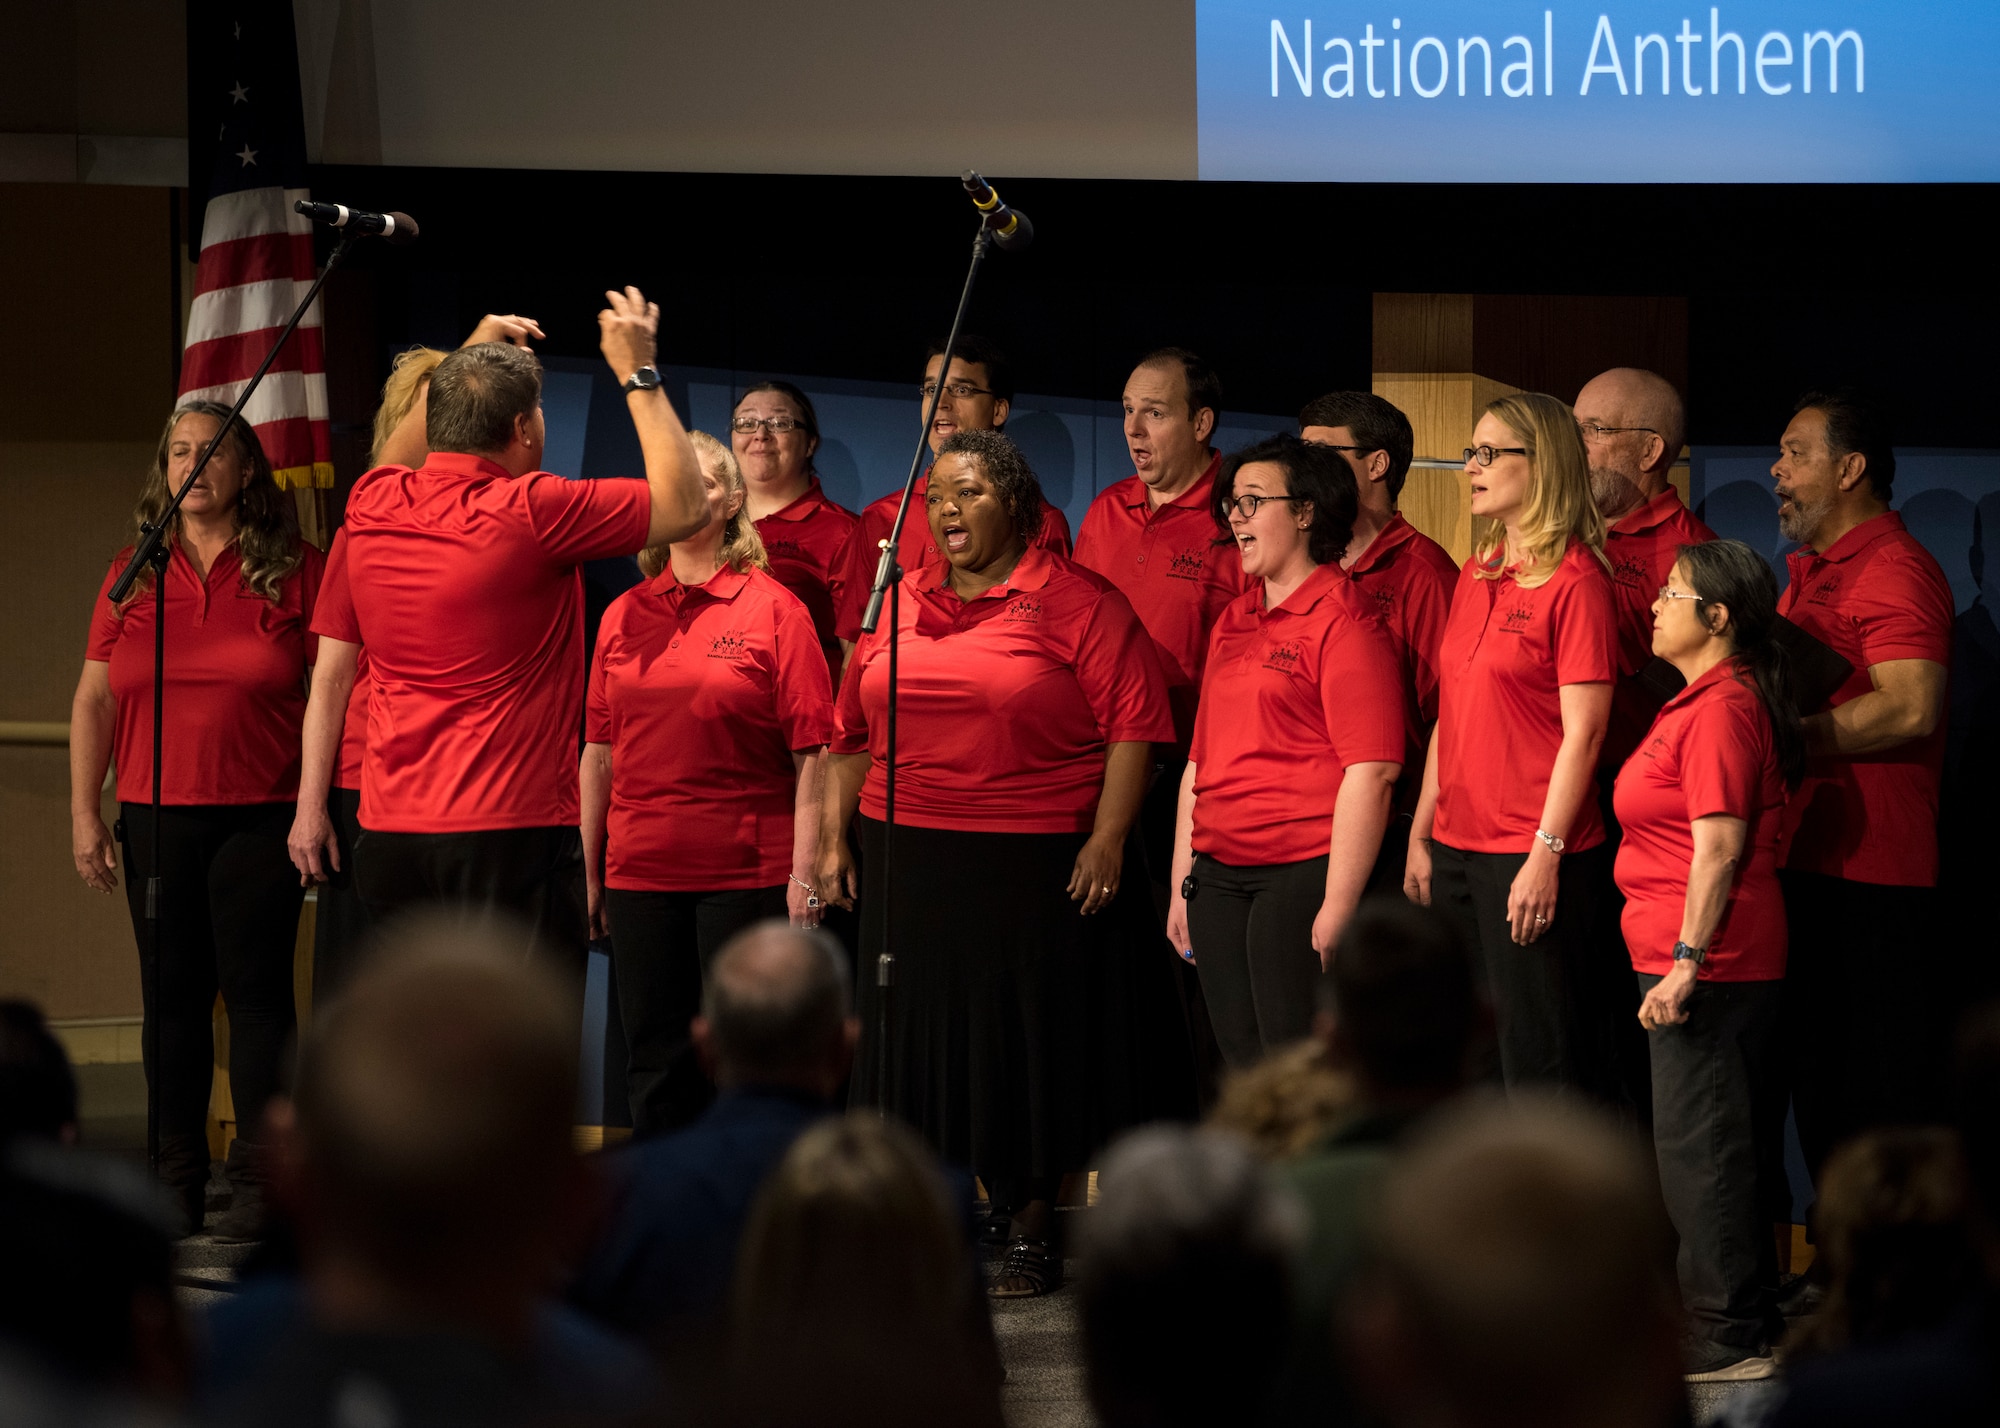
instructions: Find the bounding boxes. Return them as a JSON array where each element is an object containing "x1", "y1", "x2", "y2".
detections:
[
  {"x1": 1140, "y1": 755, "x2": 1225, "y2": 1109},
  {"x1": 1185, "y1": 853, "x2": 1328, "y2": 1068},
  {"x1": 116, "y1": 802, "x2": 303, "y2": 1189},
  {"x1": 310, "y1": 786, "x2": 373, "y2": 1008},
  {"x1": 1781, "y1": 871, "x2": 1944, "y2": 1180},
  {"x1": 603, "y1": 885, "x2": 787, "y2": 1135},
  {"x1": 352, "y1": 825, "x2": 589, "y2": 986},
  {"x1": 1644, "y1": 973, "x2": 1784, "y2": 1353},
  {"x1": 1428, "y1": 840, "x2": 1612, "y2": 1093},
  {"x1": 1589, "y1": 773, "x2": 1653, "y2": 1123}
]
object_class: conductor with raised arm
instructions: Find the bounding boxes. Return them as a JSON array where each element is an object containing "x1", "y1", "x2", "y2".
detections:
[{"x1": 288, "y1": 288, "x2": 710, "y2": 977}]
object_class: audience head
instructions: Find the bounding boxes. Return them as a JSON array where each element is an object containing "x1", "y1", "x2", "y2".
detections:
[
  {"x1": 1660, "y1": 539, "x2": 1806, "y2": 785},
  {"x1": 922, "y1": 334, "x2": 1012, "y2": 452},
  {"x1": 1468, "y1": 393, "x2": 1604, "y2": 589},
  {"x1": 1572, "y1": 368, "x2": 1686, "y2": 520},
  {"x1": 693, "y1": 922, "x2": 855, "y2": 1098},
  {"x1": 1316, "y1": 897, "x2": 1478, "y2": 1101},
  {"x1": 1300, "y1": 391, "x2": 1416, "y2": 509},
  {"x1": 729, "y1": 1112, "x2": 998, "y2": 1428},
  {"x1": 0, "y1": 1002, "x2": 78, "y2": 1146},
  {"x1": 1345, "y1": 1095, "x2": 1682, "y2": 1428},
  {"x1": 731, "y1": 379, "x2": 821, "y2": 487},
  {"x1": 1786, "y1": 1127, "x2": 1977, "y2": 1365},
  {"x1": 1123, "y1": 349, "x2": 1220, "y2": 493},
  {"x1": 1774, "y1": 388, "x2": 1895, "y2": 545},
  {"x1": 1082, "y1": 1125, "x2": 1304, "y2": 1428},
  {"x1": 1208, "y1": 1039, "x2": 1355, "y2": 1163},
  {"x1": 1215, "y1": 432, "x2": 1359, "y2": 579},
  {"x1": 134, "y1": 402, "x2": 298, "y2": 603},
  {"x1": 370, "y1": 345, "x2": 450, "y2": 467},
  {"x1": 270, "y1": 915, "x2": 584, "y2": 1324},
  {"x1": 930, "y1": 428, "x2": 1047, "y2": 559},
  {"x1": 424, "y1": 342, "x2": 545, "y2": 471},
  {"x1": 639, "y1": 429, "x2": 767, "y2": 578}
]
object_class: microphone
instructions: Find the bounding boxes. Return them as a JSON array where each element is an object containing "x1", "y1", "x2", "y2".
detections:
[
  {"x1": 960, "y1": 172, "x2": 1033, "y2": 251},
  {"x1": 293, "y1": 200, "x2": 420, "y2": 246}
]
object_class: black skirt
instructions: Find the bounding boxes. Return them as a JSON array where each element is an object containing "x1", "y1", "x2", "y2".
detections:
[{"x1": 850, "y1": 816, "x2": 1196, "y2": 1178}]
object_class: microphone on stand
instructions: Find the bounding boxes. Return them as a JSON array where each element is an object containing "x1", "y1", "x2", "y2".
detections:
[
  {"x1": 961, "y1": 172, "x2": 1033, "y2": 251},
  {"x1": 293, "y1": 200, "x2": 421, "y2": 245}
]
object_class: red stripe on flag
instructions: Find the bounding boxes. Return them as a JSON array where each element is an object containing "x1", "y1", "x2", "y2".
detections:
[
  {"x1": 251, "y1": 415, "x2": 319, "y2": 474},
  {"x1": 180, "y1": 325, "x2": 327, "y2": 394},
  {"x1": 194, "y1": 231, "x2": 316, "y2": 294}
]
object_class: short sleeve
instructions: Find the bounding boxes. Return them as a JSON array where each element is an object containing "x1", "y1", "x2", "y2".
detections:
[
  {"x1": 1072, "y1": 587, "x2": 1175, "y2": 745},
  {"x1": 585, "y1": 603, "x2": 618, "y2": 746},
  {"x1": 1551, "y1": 560, "x2": 1619, "y2": 687},
  {"x1": 85, "y1": 559, "x2": 125, "y2": 661},
  {"x1": 831, "y1": 633, "x2": 874, "y2": 756},
  {"x1": 523, "y1": 473, "x2": 653, "y2": 564},
  {"x1": 1677, "y1": 693, "x2": 1767, "y2": 823},
  {"x1": 312, "y1": 531, "x2": 361, "y2": 644},
  {"x1": 832, "y1": 508, "x2": 890, "y2": 643},
  {"x1": 1319, "y1": 618, "x2": 1407, "y2": 769},
  {"x1": 770, "y1": 589, "x2": 836, "y2": 751},
  {"x1": 1848, "y1": 549, "x2": 1954, "y2": 667}
]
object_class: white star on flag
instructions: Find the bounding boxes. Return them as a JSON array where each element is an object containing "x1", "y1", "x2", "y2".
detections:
[
  {"x1": 230, "y1": 81, "x2": 249, "y2": 103},
  {"x1": 236, "y1": 143, "x2": 257, "y2": 166}
]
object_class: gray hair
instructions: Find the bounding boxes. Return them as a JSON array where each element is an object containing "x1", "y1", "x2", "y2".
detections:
[{"x1": 425, "y1": 342, "x2": 543, "y2": 455}]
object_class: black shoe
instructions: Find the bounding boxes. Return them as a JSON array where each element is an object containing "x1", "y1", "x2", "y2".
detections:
[
  {"x1": 989, "y1": 1235, "x2": 1062, "y2": 1298},
  {"x1": 979, "y1": 1211, "x2": 1012, "y2": 1250},
  {"x1": 211, "y1": 1140, "x2": 266, "y2": 1244},
  {"x1": 1684, "y1": 1339, "x2": 1777, "y2": 1383},
  {"x1": 161, "y1": 1181, "x2": 206, "y2": 1240}
]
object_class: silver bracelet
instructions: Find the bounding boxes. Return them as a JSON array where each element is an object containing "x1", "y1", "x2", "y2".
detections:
[{"x1": 790, "y1": 873, "x2": 820, "y2": 909}]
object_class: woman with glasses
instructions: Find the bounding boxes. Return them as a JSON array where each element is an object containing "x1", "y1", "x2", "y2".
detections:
[
  {"x1": 731, "y1": 381, "x2": 858, "y2": 685},
  {"x1": 1404, "y1": 394, "x2": 1618, "y2": 1093},
  {"x1": 818, "y1": 429, "x2": 1176, "y2": 1298},
  {"x1": 1616, "y1": 540, "x2": 1798, "y2": 1384},
  {"x1": 1163, "y1": 434, "x2": 1406, "y2": 1066},
  {"x1": 582, "y1": 431, "x2": 834, "y2": 1134}
]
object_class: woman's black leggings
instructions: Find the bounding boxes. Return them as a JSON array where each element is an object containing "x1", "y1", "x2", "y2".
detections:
[{"x1": 1184, "y1": 853, "x2": 1330, "y2": 1068}]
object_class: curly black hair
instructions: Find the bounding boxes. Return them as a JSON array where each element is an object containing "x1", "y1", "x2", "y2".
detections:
[{"x1": 932, "y1": 429, "x2": 1046, "y2": 543}]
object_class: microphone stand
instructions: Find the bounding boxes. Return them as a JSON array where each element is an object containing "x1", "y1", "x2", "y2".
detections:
[
  {"x1": 857, "y1": 221, "x2": 995, "y2": 1112},
  {"x1": 109, "y1": 229, "x2": 360, "y2": 1177}
]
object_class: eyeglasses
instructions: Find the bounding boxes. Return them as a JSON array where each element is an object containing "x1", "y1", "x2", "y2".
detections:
[
  {"x1": 730, "y1": 416, "x2": 804, "y2": 435},
  {"x1": 1225, "y1": 493, "x2": 1306, "y2": 519},
  {"x1": 921, "y1": 381, "x2": 995, "y2": 401},
  {"x1": 1656, "y1": 586, "x2": 1703, "y2": 604},
  {"x1": 1577, "y1": 421, "x2": 1660, "y2": 442},
  {"x1": 1462, "y1": 445, "x2": 1528, "y2": 468}
]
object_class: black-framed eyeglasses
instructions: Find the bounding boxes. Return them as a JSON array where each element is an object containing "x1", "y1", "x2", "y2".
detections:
[
  {"x1": 1225, "y1": 493, "x2": 1307, "y2": 519},
  {"x1": 1577, "y1": 421, "x2": 1660, "y2": 441},
  {"x1": 730, "y1": 416, "x2": 804, "y2": 435},
  {"x1": 1462, "y1": 445, "x2": 1529, "y2": 468},
  {"x1": 921, "y1": 381, "x2": 995, "y2": 401}
]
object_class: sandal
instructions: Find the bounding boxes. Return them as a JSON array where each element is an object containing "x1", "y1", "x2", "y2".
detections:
[{"x1": 989, "y1": 1234, "x2": 1062, "y2": 1298}]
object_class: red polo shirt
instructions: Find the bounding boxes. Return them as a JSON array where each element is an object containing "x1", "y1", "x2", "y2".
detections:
[
  {"x1": 587, "y1": 564, "x2": 833, "y2": 891},
  {"x1": 1778, "y1": 511, "x2": 1953, "y2": 886},
  {"x1": 87, "y1": 538, "x2": 323, "y2": 805},
  {"x1": 832, "y1": 546, "x2": 1172, "y2": 834},
  {"x1": 334, "y1": 649, "x2": 372, "y2": 792},
  {"x1": 832, "y1": 479, "x2": 1072, "y2": 643},
  {"x1": 1603, "y1": 488, "x2": 1716, "y2": 765},
  {"x1": 1433, "y1": 539, "x2": 1619, "y2": 854},
  {"x1": 752, "y1": 477, "x2": 857, "y2": 687},
  {"x1": 1344, "y1": 512, "x2": 1458, "y2": 750},
  {"x1": 1189, "y1": 563, "x2": 1407, "y2": 867},
  {"x1": 312, "y1": 453, "x2": 652, "y2": 833},
  {"x1": 1073, "y1": 455, "x2": 1249, "y2": 746},
  {"x1": 1613, "y1": 660, "x2": 1788, "y2": 980}
]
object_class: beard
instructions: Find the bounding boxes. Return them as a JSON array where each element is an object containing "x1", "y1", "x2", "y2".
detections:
[
  {"x1": 1777, "y1": 485, "x2": 1835, "y2": 544},
  {"x1": 1588, "y1": 461, "x2": 1640, "y2": 518}
]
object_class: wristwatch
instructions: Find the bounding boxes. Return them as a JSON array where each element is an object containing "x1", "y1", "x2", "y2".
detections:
[
  {"x1": 1671, "y1": 940, "x2": 1708, "y2": 965},
  {"x1": 622, "y1": 364, "x2": 663, "y2": 394},
  {"x1": 1535, "y1": 828, "x2": 1565, "y2": 855}
]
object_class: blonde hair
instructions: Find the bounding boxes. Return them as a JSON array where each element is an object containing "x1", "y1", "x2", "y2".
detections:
[
  {"x1": 637, "y1": 429, "x2": 769, "y2": 579},
  {"x1": 370, "y1": 346, "x2": 450, "y2": 464},
  {"x1": 1207, "y1": 1038, "x2": 1358, "y2": 1163},
  {"x1": 127, "y1": 403, "x2": 301, "y2": 605},
  {"x1": 1472, "y1": 392, "x2": 1607, "y2": 589}
]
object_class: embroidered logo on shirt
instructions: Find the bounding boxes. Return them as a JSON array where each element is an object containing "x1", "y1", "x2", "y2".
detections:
[
  {"x1": 1004, "y1": 595, "x2": 1042, "y2": 624},
  {"x1": 1804, "y1": 573, "x2": 1842, "y2": 605},
  {"x1": 1263, "y1": 639, "x2": 1305, "y2": 674},
  {"x1": 1639, "y1": 732, "x2": 1669, "y2": 760},
  {"x1": 1501, "y1": 603, "x2": 1536, "y2": 633},
  {"x1": 1613, "y1": 554, "x2": 1651, "y2": 589},
  {"x1": 1167, "y1": 547, "x2": 1207, "y2": 582},
  {"x1": 1368, "y1": 586, "x2": 1397, "y2": 618},
  {"x1": 762, "y1": 536, "x2": 804, "y2": 560},
  {"x1": 708, "y1": 630, "x2": 749, "y2": 660}
]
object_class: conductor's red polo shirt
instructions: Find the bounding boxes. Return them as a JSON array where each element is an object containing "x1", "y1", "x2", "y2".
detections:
[
  {"x1": 1073, "y1": 455, "x2": 1249, "y2": 747},
  {"x1": 1602, "y1": 488, "x2": 1716, "y2": 766},
  {"x1": 587, "y1": 564, "x2": 833, "y2": 891},
  {"x1": 1778, "y1": 511, "x2": 1954, "y2": 887},
  {"x1": 832, "y1": 546, "x2": 1172, "y2": 834},
  {"x1": 832, "y1": 480, "x2": 1072, "y2": 643},
  {"x1": 87, "y1": 538, "x2": 323, "y2": 804},
  {"x1": 312, "y1": 453, "x2": 652, "y2": 833},
  {"x1": 1189, "y1": 563, "x2": 1407, "y2": 867},
  {"x1": 1432, "y1": 539, "x2": 1619, "y2": 854},
  {"x1": 1613, "y1": 659, "x2": 1788, "y2": 980},
  {"x1": 1343, "y1": 512, "x2": 1458, "y2": 759},
  {"x1": 752, "y1": 477, "x2": 857, "y2": 687}
]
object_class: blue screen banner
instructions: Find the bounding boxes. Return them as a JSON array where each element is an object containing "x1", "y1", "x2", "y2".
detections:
[{"x1": 1196, "y1": 3, "x2": 2000, "y2": 181}]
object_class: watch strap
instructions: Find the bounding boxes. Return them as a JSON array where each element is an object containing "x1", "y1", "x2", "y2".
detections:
[{"x1": 1671, "y1": 940, "x2": 1708, "y2": 965}]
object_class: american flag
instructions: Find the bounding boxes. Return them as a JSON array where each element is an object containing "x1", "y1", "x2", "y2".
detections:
[{"x1": 182, "y1": 2, "x2": 332, "y2": 518}]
